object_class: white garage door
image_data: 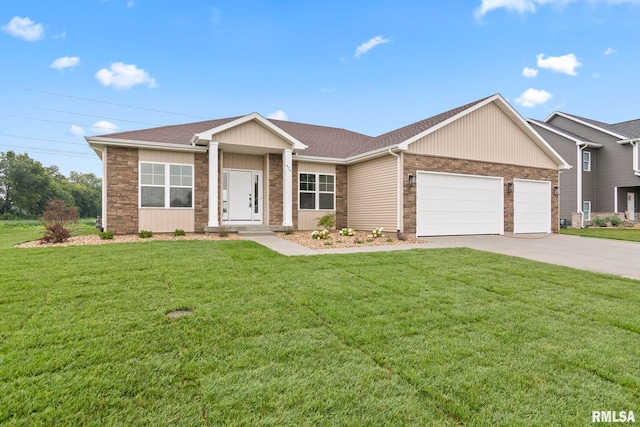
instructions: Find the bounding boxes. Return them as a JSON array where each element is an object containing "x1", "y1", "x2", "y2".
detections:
[
  {"x1": 416, "y1": 171, "x2": 504, "y2": 237},
  {"x1": 514, "y1": 179, "x2": 551, "y2": 234}
]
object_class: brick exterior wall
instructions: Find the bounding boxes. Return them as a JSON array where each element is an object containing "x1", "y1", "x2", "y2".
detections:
[
  {"x1": 194, "y1": 152, "x2": 209, "y2": 232},
  {"x1": 403, "y1": 153, "x2": 560, "y2": 234},
  {"x1": 106, "y1": 147, "x2": 139, "y2": 234},
  {"x1": 268, "y1": 154, "x2": 283, "y2": 226},
  {"x1": 335, "y1": 165, "x2": 348, "y2": 229}
]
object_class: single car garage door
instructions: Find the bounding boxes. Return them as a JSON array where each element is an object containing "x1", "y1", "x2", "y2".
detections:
[
  {"x1": 416, "y1": 171, "x2": 504, "y2": 236},
  {"x1": 513, "y1": 179, "x2": 551, "y2": 234}
]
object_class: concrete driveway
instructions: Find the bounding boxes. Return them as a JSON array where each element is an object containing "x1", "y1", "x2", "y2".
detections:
[{"x1": 425, "y1": 234, "x2": 640, "y2": 281}]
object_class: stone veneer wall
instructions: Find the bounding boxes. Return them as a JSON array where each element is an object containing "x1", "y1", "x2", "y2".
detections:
[
  {"x1": 193, "y1": 152, "x2": 209, "y2": 232},
  {"x1": 106, "y1": 147, "x2": 139, "y2": 234},
  {"x1": 268, "y1": 154, "x2": 283, "y2": 226},
  {"x1": 403, "y1": 153, "x2": 559, "y2": 234},
  {"x1": 335, "y1": 165, "x2": 348, "y2": 229},
  {"x1": 292, "y1": 162, "x2": 299, "y2": 228}
]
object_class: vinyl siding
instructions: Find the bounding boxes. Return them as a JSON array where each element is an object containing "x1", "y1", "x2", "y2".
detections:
[
  {"x1": 409, "y1": 102, "x2": 558, "y2": 169},
  {"x1": 530, "y1": 125, "x2": 578, "y2": 224},
  {"x1": 212, "y1": 120, "x2": 291, "y2": 150},
  {"x1": 297, "y1": 162, "x2": 336, "y2": 174},
  {"x1": 139, "y1": 209, "x2": 194, "y2": 233},
  {"x1": 222, "y1": 153, "x2": 264, "y2": 170},
  {"x1": 296, "y1": 163, "x2": 337, "y2": 230},
  {"x1": 139, "y1": 150, "x2": 194, "y2": 165},
  {"x1": 348, "y1": 155, "x2": 397, "y2": 230}
]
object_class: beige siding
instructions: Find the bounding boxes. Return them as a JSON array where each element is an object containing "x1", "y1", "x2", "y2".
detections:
[
  {"x1": 348, "y1": 156, "x2": 398, "y2": 230},
  {"x1": 297, "y1": 162, "x2": 336, "y2": 174},
  {"x1": 139, "y1": 150, "x2": 194, "y2": 164},
  {"x1": 298, "y1": 210, "x2": 327, "y2": 230},
  {"x1": 409, "y1": 102, "x2": 557, "y2": 169},
  {"x1": 212, "y1": 120, "x2": 291, "y2": 150},
  {"x1": 139, "y1": 209, "x2": 194, "y2": 233},
  {"x1": 223, "y1": 153, "x2": 264, "y2": 170}
]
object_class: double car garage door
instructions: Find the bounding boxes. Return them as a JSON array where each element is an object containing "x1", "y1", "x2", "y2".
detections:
[{"x1": 415, "y1": 171, "x2": 551, "y2": 237}]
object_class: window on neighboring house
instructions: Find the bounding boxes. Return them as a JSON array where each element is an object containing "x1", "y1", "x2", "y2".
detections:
[
  {"x1": 140, "y1": 162, "x2": 193, "y2": 208},
  {"x1": 583, "y1": 201, "x2": 591, "y2": 221},
  {"x1": 299, "y1": 173, "x2": 335, "y2": 210},
  {"x1": 583, "y1": 151, "x2": 591, "y2": 172}
]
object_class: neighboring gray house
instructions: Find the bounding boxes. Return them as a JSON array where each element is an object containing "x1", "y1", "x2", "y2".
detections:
[{"x1": 528, "y1": 112, "x2": 640, "y2": 227}]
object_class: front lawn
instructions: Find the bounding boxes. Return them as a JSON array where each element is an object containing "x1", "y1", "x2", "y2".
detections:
[
  {"x1": 1, "y1": 228, "x2": 639, "y2": 426},
  {"x1": 561, "y1": 227, "x2": 640, "y2": 242}
]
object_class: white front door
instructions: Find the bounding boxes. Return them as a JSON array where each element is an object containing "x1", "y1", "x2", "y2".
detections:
[
  {"x1": 628, "y1": 192, "x2": 635, "y2": 222},
  {"x1": 223, "y1": 169, "x2": 262, "y2": 223}
]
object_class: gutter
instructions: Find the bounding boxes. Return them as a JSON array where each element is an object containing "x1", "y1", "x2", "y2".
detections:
[{"x1": 387, "y1": 148, "x2": 402, "y2": 234}]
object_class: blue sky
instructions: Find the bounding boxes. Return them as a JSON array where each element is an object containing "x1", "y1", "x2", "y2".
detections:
[{"x1": 2, "y1": 0, "x2": 639, "y2": 177}]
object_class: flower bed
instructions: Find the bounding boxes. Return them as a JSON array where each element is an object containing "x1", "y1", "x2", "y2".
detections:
[{"x1": 276, "y1": 230, "x2": 425, "y2": 250}]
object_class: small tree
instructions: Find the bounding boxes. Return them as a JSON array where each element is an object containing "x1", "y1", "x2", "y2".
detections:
[
  {"x1": 317, "y1": 212, "x2": 336, "y2": 230},
  {"x1": 40, "y1": 199, "x2": 78, "y2": 243}
]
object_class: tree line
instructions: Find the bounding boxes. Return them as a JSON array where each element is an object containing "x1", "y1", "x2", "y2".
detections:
[{"x1": 0, "y1": 151, "x2": 101, "y2": 219}]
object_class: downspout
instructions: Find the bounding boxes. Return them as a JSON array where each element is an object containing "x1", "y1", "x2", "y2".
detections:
[
  {"x1": 577, "y1": 143, "x2": 587, "y2": 228},
  {"x1": 93, "y1": 146, "x2": 107, "y2": 232},
  {"x1": 388, "y1": 148, "x2": 402, "y2": 234}
]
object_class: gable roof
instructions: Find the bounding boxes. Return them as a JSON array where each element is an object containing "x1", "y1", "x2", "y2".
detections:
[
  {"x1": 545, "y1": 111, "x2": 628, "y2": 140},
  {"x1": 87, "y1": 94, "x2": 567, "y2": 167},
  {"x1": 609, "y1": 118, "x2": 640, "y2": 139},
  {"x1": 528, "y1": 119, "x2": 602, "y2": 149}
]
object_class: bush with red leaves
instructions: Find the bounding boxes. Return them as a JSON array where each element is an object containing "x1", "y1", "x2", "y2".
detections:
[{"x1": 40, "y1": 199, "x2": 78, "y2": 244}]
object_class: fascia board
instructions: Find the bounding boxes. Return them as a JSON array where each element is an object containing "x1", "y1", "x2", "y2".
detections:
[
  {"x1": 296, "y1": 146, "x2": 405, "y2": 165},
  {"x1": 86, "y1": 137, "x2": 208, "y2": 153},
  {"x1": 617, "y1": 138, "x2": 640, "y2": 145},
  {"x1": 551, "y1": 112, "x2": 627, "y2": 139},
  {"x1": 193, "y1": 112, "x2": 308, "y2": 150}
]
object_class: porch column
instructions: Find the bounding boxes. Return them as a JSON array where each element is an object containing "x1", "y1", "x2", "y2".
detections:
[
  {"x1": 282, "y1": 149, "x2": 293, "y2": 226},
  {"x1": 208, "y1": 142, "x2": 219, "y2": 227}
]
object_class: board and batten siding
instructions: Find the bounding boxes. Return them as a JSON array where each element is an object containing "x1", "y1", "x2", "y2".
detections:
[
  {"x1": 409, "y1": 101, "x2": 558, "y2": 169},
  {"x1": 222, "y1": 153, "x2": 264, "y2": 171},
  {"x1": 138, "y1": 150, "x2": 195, "y2": 232},
  {"x1": 212, "y1": 120, "x2": 291, "y2": 150},
  {"x1": 297, "y1": 162, "x2": 337, "y2": 230},
  {"x1": 348, "y1": 155, "x2": 398, "y2": 231}
]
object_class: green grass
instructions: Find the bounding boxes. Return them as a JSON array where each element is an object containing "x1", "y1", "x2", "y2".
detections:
[
  {"x1": 1, "y1": 228, "x2": 639, "y2": 426},
  {"x1": 561, "y1": 227, "x2": 640, "y2": 242}
]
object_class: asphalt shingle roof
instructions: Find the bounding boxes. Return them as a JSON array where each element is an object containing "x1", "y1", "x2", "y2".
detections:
[
  {"x1": 94, "y1": 95, "x2": 495, "y2": 159},
  {"x1": 609, "y1": 119, "x2": 640, "y2": 139}
]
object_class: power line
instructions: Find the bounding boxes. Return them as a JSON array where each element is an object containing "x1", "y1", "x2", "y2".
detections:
[
  {"x1": 0, "y1": 144, "x2": 97, "y2": 159},
  {"x1": 8, "y1": 104, "x2": 163, "y2": 126},
  {"x1": 0, "y1": 134, "x2": 86, "y2": 146},
  {"x1": 13, "y1": 86, "x2": 210, "y2": 119},
  {"x1": 6, "y1": 115, "x2": 128, "y2": 132}
]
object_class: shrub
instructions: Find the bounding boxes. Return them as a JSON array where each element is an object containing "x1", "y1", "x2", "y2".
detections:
[
  {"x1": 40, "y1": 199, "x2": 78, "y2": 244},
  {"x1": 370, "y1": 227, "x2": 384, "y2": 238},
  {"x1": 592, "y1": 216, "x2": 608, "y2": 227},
  {"x1": 339, "y1": 228, "x2": 354, "y2": 236},
  {"x1": 312, "y1": 229, "x2": 331, "y2": 240},
  {"x1": 173, "y1": 229, "x2": 186, "y2": 236},
  {"x1": 99, "y1": 231, "x2": 114, "y2": 240},
  {"x1": 609, "y1": 215, "x2": 623, "y2": 227},
  {"x1": 317, "y1": 212, "x2": 336, "y2": 229},
  {"x1": 139, "y1": 230, "x2": 153, "y2": 238}
]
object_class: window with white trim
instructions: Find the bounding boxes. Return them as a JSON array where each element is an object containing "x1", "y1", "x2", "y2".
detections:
[
  {"x1": 299, "y1": 173, "x2": 335, "y2": 210},
  {"x1": 583, "y1": 201, "x2": 591, "y2": 221},
  {"x1": 583, "y1": 151, "x2": 591, "y2": 172},
  {"x1": 140, "y1": 162, "x2": 193, "y2": 208}
]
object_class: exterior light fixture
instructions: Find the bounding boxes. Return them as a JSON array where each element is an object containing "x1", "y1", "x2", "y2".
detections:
[
  {"x1": 507, "y1": 182, "x2": 514, "y2": 193},
  {"x1": 554, "y1": 186, "x2": 560, "y2": 196},
  {"x1": 408, "y1": 174, "x2": 416, "y2": 187}
]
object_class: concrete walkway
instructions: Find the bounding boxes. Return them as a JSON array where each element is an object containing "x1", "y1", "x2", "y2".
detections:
[{"x1": 244, "y1": 233, "x2": 640, "y2": 281}]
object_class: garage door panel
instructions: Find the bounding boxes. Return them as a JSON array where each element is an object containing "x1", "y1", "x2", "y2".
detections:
[
  {"x1": 514, "y1": 179, "x2": 551, "y2": 234},
  {"x1": 416, "y1": 172, "x2": 504, "y2": 237}
]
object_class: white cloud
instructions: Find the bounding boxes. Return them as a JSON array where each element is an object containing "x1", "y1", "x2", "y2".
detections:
[
  {"x1": 267, "y1": 110, "x2": 288, "y2": 120},
  {"x1": 321, "y1": 88, "x2": 336, "y2": 93},
  {"x1": 604, "y1": 47, "x2": 617, "y2": 55},
  {"x1": 127, "y1": 0, "x2": 135, "y2": 7},
  {"x1": 70, "y1": 125, "x2": 85, "y2": 136},
  {"x1": 536, "y1": 53, "x2": 582, "y2": 76},
  {"x1": 1, "y1": 16, "x2": 45, "y2": 41},
  {"x1": 515, "y1": 88, "x2": 553, "y2": 107},
  {"x1": 95, "y1": 62, "x2": 158, "y2": 89},
  {"x1": 522, "y1": 67, "x2": 539, "y2": 78},
  {"x1": 53, "y1": 30, "x2": 67, "y2": 40},
  {"x1": 50, "y1": 56, "x2": 80, "y2": 70},
  {"x1": 476, "y1": 0, "x2": 639, "y2": 18},
  {"x1": 91, "y1": 120, "x2": 119, "y2": 133},
  {"x1": 354, "y1": 36, "x2": 390, "y2": 59}
]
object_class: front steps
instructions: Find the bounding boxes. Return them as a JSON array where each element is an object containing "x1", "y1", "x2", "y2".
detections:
[{"x1": 204, "y1": 225, "x2": 293, "y2": 236}]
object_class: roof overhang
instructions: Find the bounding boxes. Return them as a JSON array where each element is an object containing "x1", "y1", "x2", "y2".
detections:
[
  {"x1": 527, "y1": 120, "x2": 602, "y2": 150},
  {"x1": 395, "y1": 94, "x2": 570, "y2": 170},
  {"x1": 295, "y1": 146, "x2": 406, "y2": 165},
  {"x1": 617, "y1": 138, "x2": 640, "y2": 145},
  {"x1": 191, "y1": 112, "x2": 307, "y2": 151},
  {"x1": 85, "y1": 136, "x2": 208, "y2": 158},
  {"x1": 545, "y1": 111, "x2": 628, "y2": 140}
]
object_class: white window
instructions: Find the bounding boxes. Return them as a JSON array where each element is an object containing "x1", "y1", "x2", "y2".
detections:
[
  {"x1": 583, "y1": 151, "x2": 591, "y2": 172},
  {"x1": 299, "y1": 173, "x2": 335, "y2": 210},
  {"x1": 583, "y1": 201, "x2": 591, "y2": 221},
  {"x1": 140, "y1": 162, "x2": 193, "y2": 208}
]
